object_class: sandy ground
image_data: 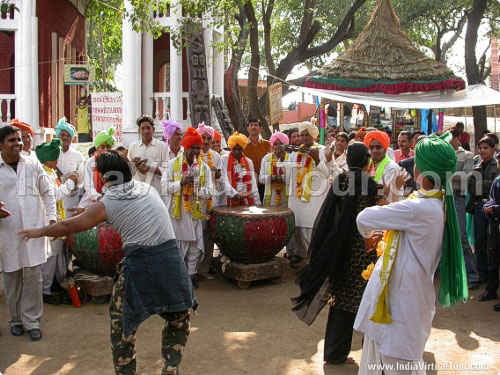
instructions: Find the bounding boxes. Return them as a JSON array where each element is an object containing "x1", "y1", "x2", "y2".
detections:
[{"x1": 0, "y1": 264, "x2": 499, "y2": 375}]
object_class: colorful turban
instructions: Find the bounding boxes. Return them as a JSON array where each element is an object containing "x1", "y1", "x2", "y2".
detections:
[
  {"x1": 35, "y1": 138, "x2": 62, "y2": 163},
  {"x1": 227, "y1": 132, "x2": 248, "y2": 150},
  {"x1": 214, "y1": 130, "x2": 222, "y2": 141},
  {"x1": 364, "y1": 130, "x2": 390, "y2": 151},
  {"x1": 298, "y1": 121, "x2": 319, "y2": 139},
  {"x1": 161, "y1": 119, "x2": 182, "y2": 144},
  {"x1": 10, "y1": 119, "x2": 34, "y2": 137},
  {"x1": 94, "y1": 127, "x2": 116, "y2": 148},
  {"x1": 182, "y1": 127, "x2": 203, "y2": 149},
  {"x1": 196, "y1": 122, "x2": 214, "y2": 139},
  {"x1": 270, "y1": 132, "x2": 289, "y2": 147},
  {"x1": 56, "y1": 117, "x2": 77, "y2": 139},
  {"x1": 415, "y1": 134, "x2": 467, "y2": 307}
]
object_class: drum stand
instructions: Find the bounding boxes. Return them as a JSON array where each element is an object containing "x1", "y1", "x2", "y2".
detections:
[
  {"x1": 213, "y1": 256, "x2": 290, "y2": 289},
  {"x1": 74, "y1": 269, "x2": 113, "y2": 304}
]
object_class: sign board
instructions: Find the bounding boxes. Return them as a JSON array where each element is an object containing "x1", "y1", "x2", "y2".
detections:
[
  {"x1": 268, "y1": 83, "x2": 283, "y2": 125},
  {"x1": 91, "y1": 92, "x2": 123, "y2": 144},
  {"x1": 64, "y1": 64, "x2": 95, "y2": 85}
]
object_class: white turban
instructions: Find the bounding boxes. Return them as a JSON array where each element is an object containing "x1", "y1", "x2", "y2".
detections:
[{"x1": 298, "y1": 121, "x2": 319, "y2": 139}]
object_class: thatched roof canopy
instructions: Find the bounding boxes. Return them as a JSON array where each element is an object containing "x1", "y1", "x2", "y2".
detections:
[{"x1": 306, "y1": 0, "x2": 465, "y2": 94}]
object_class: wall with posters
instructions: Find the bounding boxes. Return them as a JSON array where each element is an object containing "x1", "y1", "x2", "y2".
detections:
[{"x1": 91, "y1": 92, "x2": 123, "y2": 145}]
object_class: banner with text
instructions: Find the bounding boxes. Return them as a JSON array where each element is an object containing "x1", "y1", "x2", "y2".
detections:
[
  {"x1": 91, "y1": 92, "x2": 123, "y2": 144},
  {"x1": 268, "y1": 83, "x2": 283, "y2": 125}
]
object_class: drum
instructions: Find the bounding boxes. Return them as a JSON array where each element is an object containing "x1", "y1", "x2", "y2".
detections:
[
  {"x1": 68, "y1": 225, "x2": 124, "y2": 276},
  {"x1": 209, "y1": 205, "x2": 295, "y2": 264}
]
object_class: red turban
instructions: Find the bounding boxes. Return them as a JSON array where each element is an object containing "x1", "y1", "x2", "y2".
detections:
[
  {"x1": 214, "y1": 130, "x2": 222, "y2": 141},
  {"x1": 10, "y1": 118, "x2": 34, "y2": 137},
  {"x1": 364, "y1": 130, "x2": 390, "y2": 151},
  {"x1": 182, "y1": 127, "x2": 203, "y2": 149}
]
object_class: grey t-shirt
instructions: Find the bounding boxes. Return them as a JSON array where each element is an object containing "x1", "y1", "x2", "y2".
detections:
[{"x1": 100, "y1": 180, "x2": 175, "y2": 248}]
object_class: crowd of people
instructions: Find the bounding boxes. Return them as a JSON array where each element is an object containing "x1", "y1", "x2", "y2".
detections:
[{"x1": 1, "y1": 114, "x2": 499, "y2": 374}]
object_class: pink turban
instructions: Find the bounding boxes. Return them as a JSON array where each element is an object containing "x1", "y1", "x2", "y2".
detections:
[
  {"x1": 161, "y1": 119, "x2": 182, "y2": 144},
  {"x1": 270, "y1": 132, "x2": 289, "y2": 147},
  {"x1": 364, "y1": 130, "x2": 390, "y2": 151},
  {"x1": 196, "y1": 122, "x2": 214, "y2": 139}
]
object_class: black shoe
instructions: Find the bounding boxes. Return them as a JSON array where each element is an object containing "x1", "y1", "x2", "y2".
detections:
[
  {"x1": 191, "y1": 278, "x2": 199, "y2": 290},
  {"x1": 43, "y1": 293, "x2": 61, "y2": 305},
  {"x1": 477, "y1": 290, "x2": 498, "y2": 302},
  {"x1": 493, "y1": 303, "x2": 500, "y2": 312},
  {"x1": 28, "y1": 329, "x2": 42, "y2": 341},
  {"x1": 468, "y1": 282, "x2": 480, "y2": 290},
  {"x1": 10, "y1": 325, "x2": 24, "y2": 336}
]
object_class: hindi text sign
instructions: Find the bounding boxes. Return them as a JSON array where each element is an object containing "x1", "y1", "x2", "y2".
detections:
[
  {"x1": 91, "y1": 92, "x2": 123, "y2": 144},
  {"x1": 268, "y1": 83, "x2": 283, "y2": 125}
]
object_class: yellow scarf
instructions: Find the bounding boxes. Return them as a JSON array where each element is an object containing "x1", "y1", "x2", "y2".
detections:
[
  {"x1": 171, "y1": 152, "x2": 206, "y2": 220},
  {"x1": 370, "y1": 190, "x2": 444, "y2": 324},
  {"x1": 296, "y1": 144, "x2": 319, "y2": 202},
  {"x1": 264, "y1": 152, "x2": 288, "y2": 206},
  {"x1": 43, "y1": 166, "x2": 66, "y2": 222}
]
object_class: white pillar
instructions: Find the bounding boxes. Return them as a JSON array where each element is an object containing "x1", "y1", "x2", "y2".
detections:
[
  {"x1": 203, "y1": 27, "x2": 214, "y2": 102},
  {"x1": 15, "y1": 0, "x2": 39, "y2": 134},
  {"x1": 213, "y1": 30, "x2": 224, "y2": 98},
  {"x1": 170, "y1": 0, "x2": 183, "y2": 125},
  {"x1": 141, "y1": 32, "x2": 154, "y2": 116},
  {"x1": 122, "y1": 0, "x2": 142, "y2": 140}
]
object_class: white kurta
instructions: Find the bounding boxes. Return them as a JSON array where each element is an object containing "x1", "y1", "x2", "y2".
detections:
[
  {"x1": 201, "y1": 150, "x2": 224, "y2": 207},
  {"x1": 369, "y1": 158, "x2": 402, "y2": 203},
  {"x1": 259, "y1": 153, "x2": 288, "y2": 207},
  {"x1": 0, "y1": 154, "x2": 56, "y2": 272},
  {"x1": 56, "y1": 146, "x2": 84, "y2": 216},
  {"x1": 355, "y1": 194, "x2": 444, "y2": 361},
  {"x1": 128, "y1": 138, "x2": 170, "y2": 194},
  {"x1": 162, "y1": 156, "x2": 213, "y2": 242},
  {"x1": 284, "y1": 146, "x2": 335, "y2": 228},
  {"x1": 79, "y1": 156, "x2": 102, "y2": 208},
  {"x1": 220, "y1": 153, "x2": 261, "y2": 205}
]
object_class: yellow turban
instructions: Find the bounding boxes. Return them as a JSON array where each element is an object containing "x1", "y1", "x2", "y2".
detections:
[
  {"x1": 227, "y1": 132, "x2": 248, "y2": 149},
  {"x1": 298, "y1": 121, "x2": 319, "y2": 139}
]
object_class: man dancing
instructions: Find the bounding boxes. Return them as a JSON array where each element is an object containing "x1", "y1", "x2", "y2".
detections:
[
  {"x1": 19, "y1": 151, "x2": 195, "y2": 375},
  {"x1": 355, "y1": 135, "x2": 468, "y2": 374}
]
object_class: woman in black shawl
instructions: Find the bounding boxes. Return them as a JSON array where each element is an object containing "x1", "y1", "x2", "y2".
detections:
[{"x1": 291, "y1": 141, "x2": 380, "y2": 365}]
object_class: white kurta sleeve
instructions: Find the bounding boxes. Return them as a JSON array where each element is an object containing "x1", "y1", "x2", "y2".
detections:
[
  {"x1": 37, "y1": 165, "x2": 57, "y2": 222},
  {"x1": 163, "y1": 159, "x2": 182, "y2": 194},
  {"x1": 83, "y1": 157, "x2": 102, "y2": 202},
  {"x1": 197, "y1": 162, "x2": 213, "y2": 200},
  {"x1": 357, "y1": 199, "x2": 416, "y2": 238},
  {"x1": 56, "y1": 179, "x2": 76, "y2": 201},
  {"x1": 259, "y1": 154, "x2": 271, "y2": 185}
]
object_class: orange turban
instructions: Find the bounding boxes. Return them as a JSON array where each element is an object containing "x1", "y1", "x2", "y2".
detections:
[
  {"x1": 355, "y1": 127, "x2": 367, "y2": 141},
  {"x1": 214, "y1": 130, "x2": 222, "y2": 141},
  {"x1": 182, "y1": 127, "x2": 203, "y2": 149},
  {"x1": 227, "y1": 132, "x2": 248, "y2": 149},
  {"x1": 10, "y1": 119, "x2": 34, "y2": 137},
  {"x1": 364, "y1": 130, "x2": 390, "y2": 151}
]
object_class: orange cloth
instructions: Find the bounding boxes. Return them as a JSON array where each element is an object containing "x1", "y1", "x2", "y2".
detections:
[
  {"x1": 364, "y1": 130, "x2": 390, "y2": 150},
  {"x1": 214, "y1": 130, "x2": 222, "y2": 141},
  {"x1": 10, "y1": 119, "x2": 34, "y2": 137},
  {"x1": 244, "y1": 139, "x2": 270, "y2": 180},
  {"x1": 182, "y1": 127, "x2": 203, "y2": 149},
  {"x1": 355, "y1": 127, "x2": 367, "y2": 141}
]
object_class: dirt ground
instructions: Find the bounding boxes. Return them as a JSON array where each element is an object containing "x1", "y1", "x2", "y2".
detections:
[{"x1": 0, "y1": 261, "x2": 499, "y2": 375}]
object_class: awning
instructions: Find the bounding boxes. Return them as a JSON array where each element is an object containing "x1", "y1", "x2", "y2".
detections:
[{"x1": 290, "y1": 84, "x2": 500, "y2": 109}]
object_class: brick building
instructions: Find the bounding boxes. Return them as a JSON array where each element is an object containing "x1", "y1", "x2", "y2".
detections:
[{"x1": 0, "y1": 0, "x2": 88, "y2": 142}]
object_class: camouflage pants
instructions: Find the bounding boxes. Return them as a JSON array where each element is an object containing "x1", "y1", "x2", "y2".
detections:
[{"x1": 109, "y1": 264, "x2": 191, "y2": 375}]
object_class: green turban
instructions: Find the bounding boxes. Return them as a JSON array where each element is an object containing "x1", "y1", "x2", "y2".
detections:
[
  {"x1": 94, "y1": 127, "x2": 116, "y2": 148},
  {"x1": 415, "y1": 134, "x2": 468, "y2": 307},
  {"x1": 35, "y1": 138, "x2": 62, "y2": 163}
]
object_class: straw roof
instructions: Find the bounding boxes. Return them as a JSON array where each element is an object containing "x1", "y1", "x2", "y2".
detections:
[{"x1": 317, "y1": 0, "x2": 458, "y2": 82}]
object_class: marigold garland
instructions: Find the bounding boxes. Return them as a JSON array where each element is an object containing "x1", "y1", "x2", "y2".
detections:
[
  {"x1": 271, "y1": 154, "x2": 284, "y2": 205},
  {"x1": 296, "y1": 152, "x2": 313, "y2": 198},
  {"x1": 200, "y1": 151, "x2": 214, "y2": 211}
]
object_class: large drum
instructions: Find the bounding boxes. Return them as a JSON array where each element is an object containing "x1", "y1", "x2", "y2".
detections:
[
  {"x1": 68, "y1": 225, "x2": 124, "y2": 276},
  {"x1": 209, "y1": 205, "x2": 295, "y2": 264}
]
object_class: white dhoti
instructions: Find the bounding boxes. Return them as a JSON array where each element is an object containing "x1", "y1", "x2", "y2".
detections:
[
  {"x1": 178, "y1": 238, "x2": 204, "y2": 276},
  {"x1": 359, "y1": 335, "x2": 427, "y2": 375}
]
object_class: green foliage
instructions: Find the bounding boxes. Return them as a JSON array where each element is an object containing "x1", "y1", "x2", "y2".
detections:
[{"x1": 86, "y1": 0, "x2": 124, "y2": 91}]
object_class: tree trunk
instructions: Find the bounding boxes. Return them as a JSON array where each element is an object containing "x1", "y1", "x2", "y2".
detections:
[
  {"x1": 244, "y1": 0, "x2": 271, "y2": 139},
  {"x1": 465, "y1": 0, "x2": 488, "y2": 139},
  {"x1": 224, "y1": 8, "x2": 248, "y2": 133},
  {"x1": 99, "y1": 24, "x2": 106, "y2": 92}
]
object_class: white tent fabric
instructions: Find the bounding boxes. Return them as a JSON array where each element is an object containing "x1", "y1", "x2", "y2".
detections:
[{"x1": 290, "y1": 84, "x2": 500, "y2": 109}]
